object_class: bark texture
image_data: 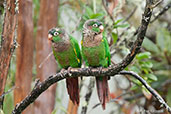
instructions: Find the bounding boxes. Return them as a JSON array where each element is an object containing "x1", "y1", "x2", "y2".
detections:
[
  {"x1": 34, "y1": 0, "x2": 59, "y2": 113},
  {"x1": 0, "y1": 0, "x2": 18, "y2": 108},
  {"x1": 14, "y1": 0, "x2": 34, "y2": 114}
]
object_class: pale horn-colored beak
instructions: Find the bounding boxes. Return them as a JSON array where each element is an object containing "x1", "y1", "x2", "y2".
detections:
[
  {"x1": 48, "y1": 34, "x2": 53, "y2": 41},
  {"x1": 99, "y1": 25, "x2": 104, "y2": 32}
]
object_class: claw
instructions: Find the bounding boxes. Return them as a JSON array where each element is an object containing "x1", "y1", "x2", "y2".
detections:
[
  {"x1": 61, "y1": 68, "x2": 65, "y2": 73},
  {"x1": 60, "y1": 68, "x2": 66, "y2": 78},
  {"x1": 67, "y1": 67, "x2": 72, "y2": 77},
  {"x1": 98, "y1": 66, "x2": 103, "y2": 75},
  {"x1": 88, "y1": 66, "x2": 93, "y2": 74}
]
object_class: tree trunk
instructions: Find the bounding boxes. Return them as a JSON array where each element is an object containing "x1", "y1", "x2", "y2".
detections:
[
  {"x1": 34, "y1": 0, "x2": 59, "y2": 113},
  {"x1": 14, "y1": 0, "x2": 34, "y2": 114},
  {"x1": 0, "y1": 0, "x2": 18, "y2": 108}
]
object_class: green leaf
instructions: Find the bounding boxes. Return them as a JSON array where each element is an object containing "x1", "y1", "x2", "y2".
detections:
[
  {"x1": 82, "y1": 15, "x2": 89, "y2": 20},
  {"x1": 142, "y1": 68, "x2": 149, "y2": 74},
  {"x1": 141, "y1": 61, "x2": 153, "y2": 69},
  {"x1": 130, "y1": 66, "x2": 141, "y2": 73},
  {"x1": 113, "y1": 24, "x2": 129, "y2": 28},
  {"x1": 136, "y1": 52, "x2": 151, "y2": 60},
  {"x1": 52, "y1": 108, "x2": 57, "y2": 114},
  {"x1": 143, "y1": 76, "x2": 148, "y2": 80},
  {"x1": 145, "y1": 74, "x2": 158, "y2": 81},
  {"x1": 85, "y1": 6, "x2": 93, "y2": 17},
  {"x1": 111, "y1": 32, "x2": 118, "y2": 44},
  {"x1": 125, "y1": 67, "x2": 129, "y2": 71},
  {"x1": 142, "y1": 37, "x2": 160, "y2": 53},
  {"x1": 142, "y1": 86, "x2": 152, "y2": 99},
  {"x1": 132, "y1": 79, "x2": 142, "y2": 85},
  {"x1": 90, "y1": 13, "x2": 104, "y2": 19},
  {"x1": 114, "y1": 19, "x2": 123, "y2": 25},
  {"x1": 130, "y1": 85, "x2": 138, "y2": 90}
]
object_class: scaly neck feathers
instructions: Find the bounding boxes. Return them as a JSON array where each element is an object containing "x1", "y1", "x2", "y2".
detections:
[{"x1": 83, "y1": 28, "x2": 103, "y2": 47}]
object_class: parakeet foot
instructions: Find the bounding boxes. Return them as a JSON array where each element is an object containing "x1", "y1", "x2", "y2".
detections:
[
  {"x1": 60, "y1": 68, "x2": 66, "y2": 78},
  {"x1": 98, "y1": 66, "x2": 103, "y2": 76},
  {"x1": 67, "y1": 67, "x2": 72, "y2": 77}
]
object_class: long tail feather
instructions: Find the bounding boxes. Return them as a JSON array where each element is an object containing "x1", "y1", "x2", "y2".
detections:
[
  {"x1": 96, "y1": 77, "x2": 110, "y2": 109},
  {"x1": 66, "y1": 77, "x2": 79, "y2": 105}
]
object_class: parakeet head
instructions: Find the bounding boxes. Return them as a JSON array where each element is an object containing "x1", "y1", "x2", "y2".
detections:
[
  {"x1": 48, "y1": 28, "x2": 69, "y2": 43},
  {"x1": 83, "y1": 19, "x2": 104, "y2": 35}
]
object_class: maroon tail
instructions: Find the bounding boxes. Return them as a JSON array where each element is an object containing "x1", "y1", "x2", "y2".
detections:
[
  {"x1": 66, "y1": 77, "x2": 79, "y2": 105},
  {"x1": 96, "y1": 77, "x2": 110, "y2": 109}
]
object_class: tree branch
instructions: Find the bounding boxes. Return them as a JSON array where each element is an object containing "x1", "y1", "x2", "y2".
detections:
[
  {"x1": 122, "y1": 6, "x2": 137, "y2": 23},
  {"x1": 133, "y1": 2, "x2": 170, "y2": 37},
  {"x1": 102, "y1": 0, "x2": 115, "y2": 22},
  {"x1": 150, "y1": 2, "x2": 171, "y2": 23},
  {"x1": 119, "y1": 71, "x2": 171, "y2": 113},
  {"x1": 0, "y1": 86, "x2": 16, "y2": 99},
  {"x1": 12, "y1": 0, "x2": 162, "y2": 114},
  {"x1": 12, "y1": 66, "x2": 171, "y2": 113}
]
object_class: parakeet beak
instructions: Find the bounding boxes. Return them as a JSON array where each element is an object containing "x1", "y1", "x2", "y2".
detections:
[
  {"x1": 99, "y1": 25, "x2": 104, "y2": 32},
  {"x1": 48, "y1": 34, "x2": 53, "y2": 41}
]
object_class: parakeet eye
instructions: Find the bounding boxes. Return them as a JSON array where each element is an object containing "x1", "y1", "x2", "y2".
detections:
[
  {"x1": 92, "y1": 23, "x2": 98, "y2": 27},
  {"x1": 54, "y1": 32, "x2": 59, "y2": 36}
]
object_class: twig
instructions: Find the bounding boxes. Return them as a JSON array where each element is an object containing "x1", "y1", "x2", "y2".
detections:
[
  {"x1": 38, "y1": 51, "x2": 53, "y2": 68},
  {"x1": 124, "y1": 93, "x2": 144, "y2": 101},
  {"x1": 33, "y1": 79, "x2": 40, "y2": 89},
  {"x1": 150, "y1": 2, "x2": 171, "y2": 23},
  {"x1": 150, "y1": 0, "x2": 163, "y2": 9},
  {"x1": 71, "y1": 16, "x2": 82, "y2": 34},
  {"x1": 123, "y1": 79, "x2": 171, "y2": 101},
  {"x1": 122, "y1": 6, "x2": 137, "y2": 23},
  {"x1": 92, "y1": 91, "x2": 132, "y2": 109},
  {"x1": 71, "y1": 7, "x2": 86, "y2": 34},
  {"x1": 81, "y1": 79, "x2": 95, "y2": 114},
  {"x1": 0, "y1": 86, "x2": 16, "y2": 109},
  {"x1": 119, "y1": 71, "x2": 171, "y2": 113},
  {"x1": 91, "y1": 74, "x2": 170, "y2": 111},
  {"x1": 0, "y1": 86, "x2": 16, "y2": 99},
  {"x1": 132, "y1": 1, "x2": 168, "y2": 37},
  {"x1": 12, "y1": 1, "x2": 156, "y2": 113},
  {"x1": 102, "y1": 0, "x2": 114, "y2": 22}
]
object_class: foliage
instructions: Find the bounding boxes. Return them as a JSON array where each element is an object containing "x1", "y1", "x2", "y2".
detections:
[
  {"x1": 128, "y1": 52, "x2": 157, "y2": 90},
  {"x1": 143, "y1": 27, "x2": 171, "y2": 104},
  {"x1": 0, "y1": 0, "x2": 170, "y2": 113},
  {"x1": 77, "y1": 5, "x2": 105, "y2": 30}
]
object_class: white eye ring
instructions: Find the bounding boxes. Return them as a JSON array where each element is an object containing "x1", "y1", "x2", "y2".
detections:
[
  {"x1": 54, "y1": 32, "x2": 59, "y2": 36},
  {"x1": 93, "y1": 24, "x2": 98, "y2": 27}
]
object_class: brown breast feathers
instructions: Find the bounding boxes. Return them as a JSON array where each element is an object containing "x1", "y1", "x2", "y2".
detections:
[
  {"x1": 52, "y1": 40, "x2": 70, "y2": 52},
  {"x1": 83, "y1": 33, "x2": 103, "y2": 47}
]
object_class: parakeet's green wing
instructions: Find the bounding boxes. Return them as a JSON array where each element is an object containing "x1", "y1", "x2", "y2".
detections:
[
  {"x1": 70, "y1": 36, "x2": 82, "y2": 67},
  {"x1": 81, "y1": 39, "x2": 89, "y2": 66},
  {"x1": 103, "y1": 36, "x2": 111, "y2": 66}
]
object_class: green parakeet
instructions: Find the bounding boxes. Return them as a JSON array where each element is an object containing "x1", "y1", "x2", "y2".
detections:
[
  {"x1": 48, "y1": 28, "x2": 82, "y2": 105},
  {"x1": 81, "y1": 19, "x2": 111, "y2": 109}
]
